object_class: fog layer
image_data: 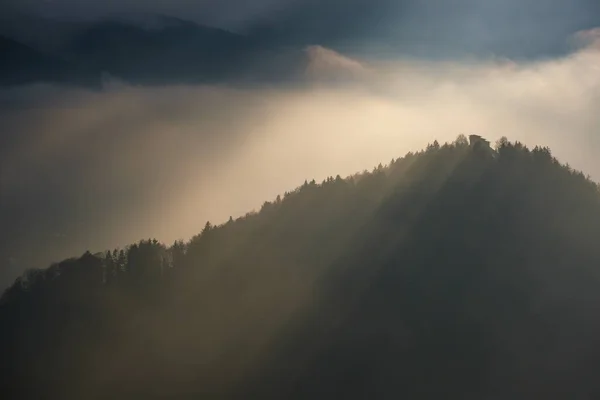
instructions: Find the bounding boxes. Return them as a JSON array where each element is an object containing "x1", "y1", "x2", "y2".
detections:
[{"x1": 1, "y1": 28, "x2": 599, "y2": 287}]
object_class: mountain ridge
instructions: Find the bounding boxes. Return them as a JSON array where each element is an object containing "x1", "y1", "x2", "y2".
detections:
[
  {"x1": 0, "y1": 13, "x2": 363, "y2": 87},
  {"x1": 2, "y1": 136, "x2": 600, "y2": 398}
]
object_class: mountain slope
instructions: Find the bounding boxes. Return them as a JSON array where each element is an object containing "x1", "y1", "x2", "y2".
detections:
[
  {"x1": 2, "y1": 136, "x2": 600, "y2": 399},
  {"x1": 0, "y1": 35, "x2": 67, "y2": 85},
  {"x1": 64, "y1": 18, "x2": 251, "y2": 85},
  {"x1": 0, "y1": 13, "x2": 367, "y2": 87},
  {"x1": 0, "y1": 14, "x2": 255, "y2": 86},
  {"x1": 0, "y1": 35, "x2": 99, "y2": 87}
]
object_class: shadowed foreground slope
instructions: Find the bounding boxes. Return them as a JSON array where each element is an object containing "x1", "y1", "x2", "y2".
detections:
[{"x1": 2, "y1": 136, "x2": 600, "y2": 399}]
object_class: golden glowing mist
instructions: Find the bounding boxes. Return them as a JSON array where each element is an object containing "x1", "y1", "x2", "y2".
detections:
[{"x1": 1, "y1": 28, "x2": 599, "y2": 261}]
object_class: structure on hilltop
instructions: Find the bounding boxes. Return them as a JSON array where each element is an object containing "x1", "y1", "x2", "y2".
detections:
[{"x1": 469, "y1": 135, "x2": 491, "y2": 149}]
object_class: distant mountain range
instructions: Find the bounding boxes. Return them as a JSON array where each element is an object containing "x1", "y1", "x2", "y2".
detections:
[
  {"x1": 0, "y1": 35, "x2": 101, "y2": 87},
  {"x1": 3, "y1": 6, "x2": 596, "y2": 88},
  {"x1": 0, "y1": 13, "x2": 356, "y2": 88}
]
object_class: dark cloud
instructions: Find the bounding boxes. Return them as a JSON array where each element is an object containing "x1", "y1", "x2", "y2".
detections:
[
  {"x1": 250, "y1": 0, "x2": 600, "y2": 59},
  {"x1": 1, "y1": 0, "x2": 286, "y2": 27},
  {"x1": 3, "y1": 0, "x2": 600, "y2": 59}
]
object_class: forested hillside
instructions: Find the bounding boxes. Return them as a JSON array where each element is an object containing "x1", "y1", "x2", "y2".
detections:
[{"x1": 2, "y1": 135, "x2": 600, "y2": 399}]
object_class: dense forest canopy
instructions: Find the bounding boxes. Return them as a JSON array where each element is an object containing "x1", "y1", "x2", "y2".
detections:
[{"x1": 2, "y1": 135, "x2": 600, "y2": 399}]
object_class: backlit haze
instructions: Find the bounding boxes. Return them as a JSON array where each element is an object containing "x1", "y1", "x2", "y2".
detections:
[{"x1": 1, "y1": 0, "x2": 599, "y2": 288}]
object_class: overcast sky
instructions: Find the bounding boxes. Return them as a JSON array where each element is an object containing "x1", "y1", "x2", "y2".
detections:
[{"x1": 3, "y1": 0, "x2": 600, "y2": 58}]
